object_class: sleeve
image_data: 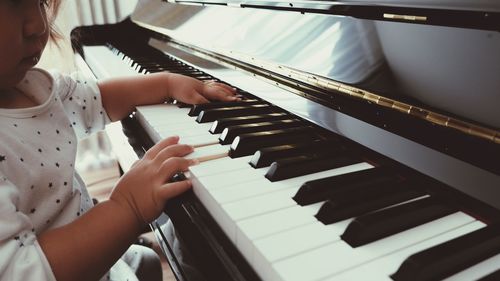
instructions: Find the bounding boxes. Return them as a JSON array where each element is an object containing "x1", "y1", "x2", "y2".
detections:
[
  {"x1": 52, "y1": 71, "x2": 111, "y2": 140},
  {"x1": 0, "y1": 174, "x2": 56, "y2": 281}
]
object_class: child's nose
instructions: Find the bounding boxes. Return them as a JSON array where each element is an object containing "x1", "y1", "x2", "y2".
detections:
[{"x1": 24, "y1": 3, "x2": 48, "y2": 39}]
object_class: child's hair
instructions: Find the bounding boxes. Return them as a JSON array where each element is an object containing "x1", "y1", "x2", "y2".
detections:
[{"x1": 45, "y1": 0, "x2": 62, "y2": 41}]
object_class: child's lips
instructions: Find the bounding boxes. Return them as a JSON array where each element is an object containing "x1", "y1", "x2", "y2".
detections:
[{"x1": 21, "y1": 52, "x2": 42, "y2": 67}]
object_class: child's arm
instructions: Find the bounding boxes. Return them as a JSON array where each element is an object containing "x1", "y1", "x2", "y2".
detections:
[
  {"x1": 98, "y1": 72, "x2": 238, "y2": 121},
  {"x1": 39, "y1": 136, "x2": 193, "y2": 281}
]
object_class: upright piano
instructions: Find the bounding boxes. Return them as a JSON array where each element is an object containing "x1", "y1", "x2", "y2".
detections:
[{"x1": 72, "y1": 0, "x2": 500, "y2": 280}]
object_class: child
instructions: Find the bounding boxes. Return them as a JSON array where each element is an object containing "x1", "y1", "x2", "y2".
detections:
[{"x1": 0, "y1": 0, "x2": 238, "y2": 280}]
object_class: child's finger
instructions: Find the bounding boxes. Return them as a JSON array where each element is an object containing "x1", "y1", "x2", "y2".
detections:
[
  {"x1": 189, "y1": 92, "x2": 209, "y2": 104},
  {"x1": 154, "y1": 144, "x2": 193, "y2": 163},
  {"x1": 205, "y1": 87, "x2": 240, "y2": 102},
  {"x1": 158, "y1": 179, "x2": 192, "y2": 201},
  {"x1": 208, "y1": 82, "x2": 236, "y2": 93},
  {"x1": 158, "y1": 157, "x2": 195, "y2": 182},
  {"x1": 144, "y1": 136, "x2": 180, "y2": 159}
]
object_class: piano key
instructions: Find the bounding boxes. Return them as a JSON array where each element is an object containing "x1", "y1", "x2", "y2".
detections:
[
  {"x1": 265, "y1": 152, "x2": 360, "y2": 182},
  {"x1": 196, "y1": 104, "x2": 280, "y2": 123},
  {"x1": 209, "y1": 112, "x2": 292, "y2": 134},
  {"x1": 207, "y1": 162, "x2": 373, "y2": 205},
  {"x1": 444, "y1": 254, "x2": 500, "y2": 281},
  {"x1": 250, "y1": 139, "x2": 342, "y2": 168},
  {"x1": 189, "y1": 156, "x2": 253, "y2": 178},
  {"x1": 254, "y1": 219, "x2": 351, "y2": 261},
  {"x1": 391, "y1": 223, "x2": 500, "y2": 281},
  {"x1": 154, "y1": 122, "x2": 217, "y2": 139},
  {"x1": 144, "y1": 120, "x2": 215, "y2": 144},
  {"x1": 478, "y1": 269, "x2": 500, "y2": 281},
  {"x1": 188, "y1": 99, "x2": 262, "y2": 116},
  {"x1": 315, "y1": 187, "x2": 426, "y2": 225},
  {"x1": 326, "y1": 221, "x2": 485, "y2": 281},
  {"x1": 136, "y1": 104, "x2": 218, "y2": 145},
  {"x1": 191, "y1": 162, "x2": 372, "y2": 247},
  {"x1": 269, "y1": 212, "x2": 475, "y2": 281},
  {"x1": 293, "y1": 166, "x2": 396, "y2": 206},
  {"x1": 222, "y1": 189, "x2": 303, "y2": 222},
  {"x1": 341, "y1": 196, "x2": 455, "y2": 247},
  {"x1": 137, "y1": 105, "x2": 193, "y2": 127},
  {"x1": 170, "y1": 134, "x2": 220, "y2": 148},
  {"x1": 193, "y1": 162, "x2": 270, "y2": 190},
  {"x1": 137, "y1": 105, "x2": 222, "y2": 145},
  {"x1": 229, "y1": 126, "x2": 321, "y2": 158},
  {"x1": 154, "y1": 122, "x2": 214, "y2": 135},
  {"x1": 219, "y1": 119, "x2": 305, "y2": 144},
  {"x1": 184, "y1": 144, "x2": 230, "y2": 162},
  {"x1": 236, "y1": 203, "x2": 324, "y2": 261}
]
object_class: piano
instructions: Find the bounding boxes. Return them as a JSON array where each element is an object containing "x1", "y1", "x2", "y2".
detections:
[{"x1": 72, "y1": 0, "x2": 500, "y2": 280}]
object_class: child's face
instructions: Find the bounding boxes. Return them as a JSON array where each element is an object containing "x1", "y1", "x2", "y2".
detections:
[{"x1": 0, "y1": 0, "x2": 49, "y2": 90}]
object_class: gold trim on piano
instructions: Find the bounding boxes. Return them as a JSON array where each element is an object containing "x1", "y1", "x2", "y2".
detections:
[
  {"x1": 150, "y1": 37, "x2": 500, "y2": 145},
  {"x1": 383, "y1": 13, "x2": 428, "y2": 22}
]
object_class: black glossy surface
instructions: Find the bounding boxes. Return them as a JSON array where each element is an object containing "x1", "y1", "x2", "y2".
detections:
[{"x1": 392, "y1": 224, "x2": 500, "y2": 281}]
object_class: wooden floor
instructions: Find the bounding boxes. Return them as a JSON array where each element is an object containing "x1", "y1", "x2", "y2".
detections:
[{"x1": 81, "y1": 164, "x2": 176, "y2": 281}]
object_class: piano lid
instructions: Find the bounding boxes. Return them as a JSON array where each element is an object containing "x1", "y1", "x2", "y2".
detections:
[{"x1": 130, "y1": 0, "x2": 500, "y2": 133}]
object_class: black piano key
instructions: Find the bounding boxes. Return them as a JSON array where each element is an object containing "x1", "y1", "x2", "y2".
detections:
[
  {"x1": 478, "y1": 268, "x2": 500, "y2": 281},
  {"x1": 265, "y1": 151, "x2": 360, "y2": 182},
  {"x1": 219, "y1": 119, "x2": 304, "y2": 145},
  {"x1": 188, "y1": 99, "x2": 262, "y2": 116},
  {"x1": 293, "y1": 166, "x2": 396, "y2": 206},
  {"x1": 175, "y1": 102, "x2": 192, "y2": 108},
  {"x1": 196, "y1": 104, "x2": 280, "y2": 123},
  {"x1": 341, "y1": 197, "x2": 455, "y2": 247},
  {"x1": 190, "y1": 75, "x2": 214, "y2": 81},
  {"x1": 229, "y1": 127, "x2": 320, "y2": 158},
  {"x1": 315, "y1": 184, "x2": 425, "y2": 225},
  {"x1": 391, "y1": 224, "x2": 500, "y2": 281},
  {"x1": 250, "y1": 139, "x2": 343, "y2": 168},
  {"x1": 209, "y1": 113, "x2": 291, "y2": 134}
]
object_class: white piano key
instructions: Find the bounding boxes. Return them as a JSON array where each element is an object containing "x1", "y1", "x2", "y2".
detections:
[
  {"x1": 220, "y1": 162, "x2": 373, "y2": 222},
  {"x1": 444, "y1": 251, "x2": 500, "y2": 281},
  {"x1": 236, "y1": 203, "x2": 323, "y2": 264},
  {"x1": 219, "y1": 163, "x2": 376, "y2": 221},
  {"x1": 189, "y1": 156, "x2": 253, "y2": 178},
  {"x1": 136, "y1": 105, "x2": 192, "y2": 126},
  {"x1": 222, "y1": 189, "x2": 298, "y2": 221},
  {"x1": 82, "y1": 46, "x2": 140, "y2": 78},
  {"x1": 328, "y1": 221, "x2": 485, "y2": 281},
  {"x1": 137, "y1": 104, "x2": 224, "y2": 146},
  {"x1": 253, "y1": 219, "x2": 352, "y2": 278},
  {"x1": 184, "y1": 144, "x2": 230, "y2": 161},
  {"x1": 194, "y1": 165, "x2": 270, "y2": 189},
  {"x1": 154, "y1": 122, "x2": 213, "y2": 133},
  {"x1": 191, "y1": 162, "x2": 371, "y2": 253},
  {"x1": 209, "y1": 162, "x2": 373, "y2": 204},
  {"x1": 162, "y1": 132, "x2": 218, "y2": 145},
  {"x1": 269, "y1": 212, "x2": 475, "y2": 281},
  {"x1": 146, "y1": 111, "x2": 194, "y2": 125}
]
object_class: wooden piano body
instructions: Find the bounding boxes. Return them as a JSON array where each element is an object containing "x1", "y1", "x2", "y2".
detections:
[{"x1": 72, "y1": 1, "x2": 500, "y2": 280}]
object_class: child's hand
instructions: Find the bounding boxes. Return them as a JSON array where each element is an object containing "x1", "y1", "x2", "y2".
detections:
[
  {"x1": 166, "y1": 73, "x2": 239, "y2": 104},
  {"x1": 109, "y1": 136, "x2": 196, "y2": 229}
]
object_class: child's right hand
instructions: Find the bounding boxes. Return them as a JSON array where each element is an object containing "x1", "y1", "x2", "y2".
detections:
[{"x1": 109, "y1": 136, "x2": 196, "y2": 230}]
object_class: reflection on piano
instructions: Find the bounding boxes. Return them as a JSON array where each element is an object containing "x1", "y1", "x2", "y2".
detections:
[{"x1": 72, "y1": 0, "x2": 500, "y2": 280}]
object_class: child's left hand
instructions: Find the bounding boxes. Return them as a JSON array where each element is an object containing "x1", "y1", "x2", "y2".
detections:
[{"x1": 166, "y1": 73, "x2": 239, "y2": 104}]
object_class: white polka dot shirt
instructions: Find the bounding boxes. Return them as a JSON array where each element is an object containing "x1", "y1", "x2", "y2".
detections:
[{"x1": 0, "y1": 68, "x2": 129, "y2": 280}]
